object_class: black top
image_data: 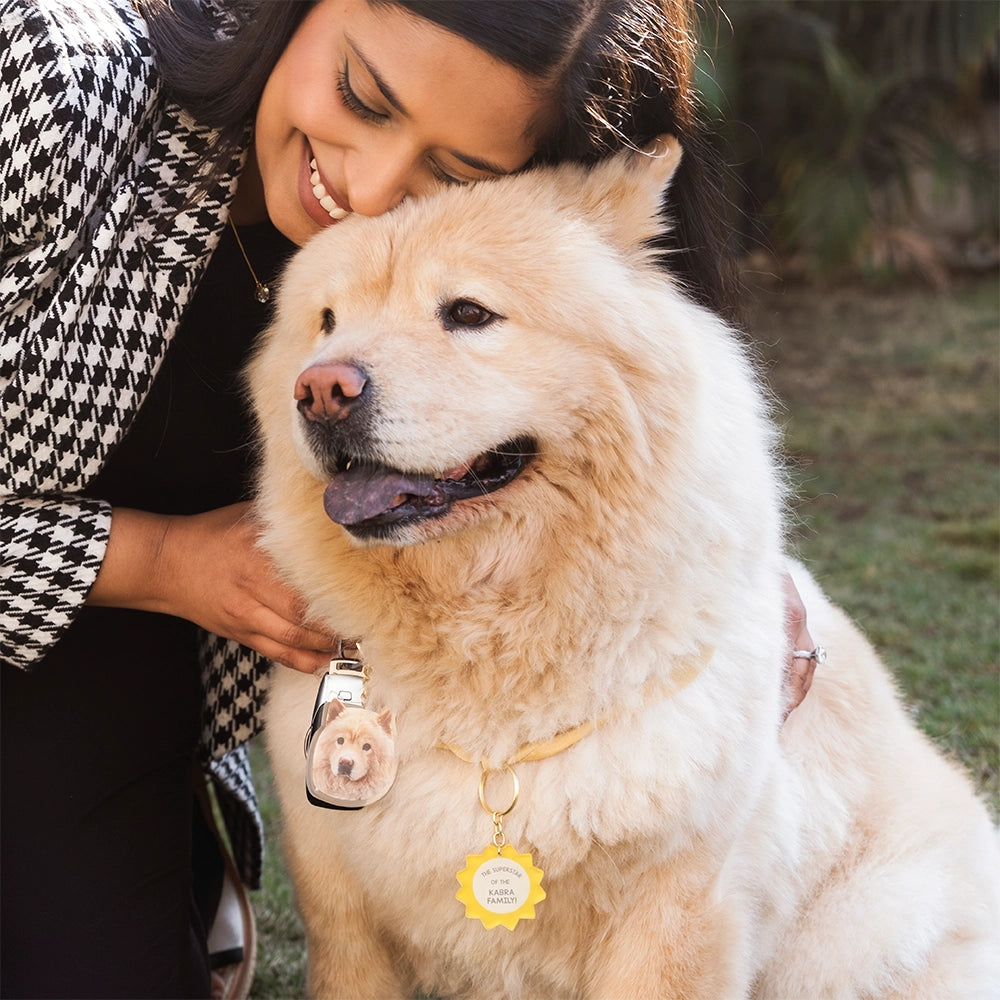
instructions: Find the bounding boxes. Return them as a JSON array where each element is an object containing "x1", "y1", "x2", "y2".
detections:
[
  {"x1": 88, "y1": 221, "x2": 297, "y2": 513},
  {"x1": 0, "y1": 221, "x2": 297, "y2": 998}
]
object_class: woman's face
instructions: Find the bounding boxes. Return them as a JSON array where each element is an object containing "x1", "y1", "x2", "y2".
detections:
[{"x1": 253, "y1": 0, "x2": 553, "y2": 246}]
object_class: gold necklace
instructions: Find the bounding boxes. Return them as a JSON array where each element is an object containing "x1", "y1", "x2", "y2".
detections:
[{"x1": 228, "y1": 216, "x2": 271, "y2": 303}]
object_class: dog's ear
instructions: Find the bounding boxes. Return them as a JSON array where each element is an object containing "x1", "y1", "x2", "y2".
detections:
[
  {"x1": 323, "y1": 698, "x2": 347, "y2": 724},
  {"x1": 563, "y1": 134, "x2": 682, "y2": 253},
  {"x1": 376, "y1": 709, "x2": 396, "y2": 739}
]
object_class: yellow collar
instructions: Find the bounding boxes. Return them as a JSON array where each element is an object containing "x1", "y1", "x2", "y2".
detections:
[{"x1": 438, "y1": 645, "x2": 713, "y2": 767}]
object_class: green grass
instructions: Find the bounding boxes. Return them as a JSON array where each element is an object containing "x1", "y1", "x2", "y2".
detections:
[
  {"x1": 746, "y1": 273, "x2": 999, "y2": 808},
  {"x1": 247, "y1": 273, "x2": 1000, "y2": 998},
  {"x1": 248, "y1": 743, "x2": 308, "y2": 999}
]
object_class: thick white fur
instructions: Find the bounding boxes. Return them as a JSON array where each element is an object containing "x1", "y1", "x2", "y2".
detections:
[{"x1": 251, "y1": 138, "x2": 1000, "y2": 999}]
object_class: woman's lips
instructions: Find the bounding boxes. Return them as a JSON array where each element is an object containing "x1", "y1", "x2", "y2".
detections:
[{"x1": 298, "y1": 144, "x2": 351, "y2": 228}]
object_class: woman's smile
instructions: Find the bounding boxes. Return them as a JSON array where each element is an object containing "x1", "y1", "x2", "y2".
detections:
[{"x1": 308, "y1": 153, "x2": 350, "y2": 221}]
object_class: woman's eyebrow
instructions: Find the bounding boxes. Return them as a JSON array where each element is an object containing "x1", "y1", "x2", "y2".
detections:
[
  {"x1": 347, "y1": 35, "x2": 410, "y2": 115},
  {"x1": 346, "y1": 35, "x2": 512, "y2": 177}
]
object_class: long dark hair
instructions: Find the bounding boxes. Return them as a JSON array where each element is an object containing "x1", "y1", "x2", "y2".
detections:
[{"x1": 139, "y1": 0, "x2": 737, "y2": 319}]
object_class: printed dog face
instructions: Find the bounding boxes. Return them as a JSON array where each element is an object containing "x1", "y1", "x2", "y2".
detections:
[{"x1": 308, "y1": 700, "x2": 397, "y2": 804}]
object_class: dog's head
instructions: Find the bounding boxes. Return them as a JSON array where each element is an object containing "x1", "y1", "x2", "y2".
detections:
[
  {"x1": 312, "y1": 700, "x2": 396, "y2": 783},
  {"x1": 250, "y1": 137, "x2": 722, "y2": 548}
]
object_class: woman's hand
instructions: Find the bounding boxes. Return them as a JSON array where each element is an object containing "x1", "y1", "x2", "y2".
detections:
[
  {"x1": 88, "y1": 503, "x2": 338, "y2": 672},
  {"x1": 783, "y1": 572, "x2": 819, "y2": 720}
]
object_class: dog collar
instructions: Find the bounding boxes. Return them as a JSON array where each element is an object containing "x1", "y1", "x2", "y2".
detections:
[
  {"x1": 447, "y1": 644, "x2": 713, "y2": 929},
  {"x1": 438, "y1": 644, "x2": 714, "y2": 768}
]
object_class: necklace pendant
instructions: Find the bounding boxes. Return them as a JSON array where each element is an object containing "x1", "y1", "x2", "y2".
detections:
[{"x1": 228, "y1": 216, "x2": 273, "y2": 304}]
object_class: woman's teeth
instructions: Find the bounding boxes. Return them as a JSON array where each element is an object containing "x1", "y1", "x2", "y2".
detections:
[{"x1": 309, "y1": 158, "x2": 348, "y2": 220}]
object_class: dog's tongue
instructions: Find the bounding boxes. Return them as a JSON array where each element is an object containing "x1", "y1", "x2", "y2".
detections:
[{"x1": 323, "y1": 464, "x2": 441, "y2": 526}]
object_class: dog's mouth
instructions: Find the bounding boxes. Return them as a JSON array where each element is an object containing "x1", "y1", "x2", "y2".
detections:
[{"x1": 322, "y1": 436, "x2": 536, "y2": 538}]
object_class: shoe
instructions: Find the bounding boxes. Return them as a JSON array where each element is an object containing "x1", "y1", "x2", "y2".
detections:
[
  {"x1": 208, "y1": 849, "x2": 256, "y2": 1000},
  {"x1": 195, "y1": 775, "x2": 257, "y2": 1000}
]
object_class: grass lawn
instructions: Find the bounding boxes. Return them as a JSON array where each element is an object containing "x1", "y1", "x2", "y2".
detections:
[
  {"x1": 745, "y1": 273, "x2": 999, "y2": 808},
  {"x1": 246, "y1": 273, "x2": 999, "y2": 999}
]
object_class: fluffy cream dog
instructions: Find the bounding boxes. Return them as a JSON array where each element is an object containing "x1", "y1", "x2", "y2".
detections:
[{"x1": 251, "y1": 138, "x2": 1000, "y2": 999}]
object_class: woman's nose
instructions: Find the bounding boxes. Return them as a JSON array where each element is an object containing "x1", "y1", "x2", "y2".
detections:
[{"x1": 343, "y1": 146, "x2": 419, "y2": 218}]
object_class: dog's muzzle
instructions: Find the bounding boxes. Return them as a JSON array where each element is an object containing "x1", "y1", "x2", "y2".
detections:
[{"x1": 321, "y1": 437, "x2": 535, "y2": 539}]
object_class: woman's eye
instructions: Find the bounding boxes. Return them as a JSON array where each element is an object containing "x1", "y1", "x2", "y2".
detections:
[
  {"x1": 442, "y1": 299, "x2": 498, "y2": 329},
  {"x1": 337, "y1": 63, "x2": 387, "y2": 124},
  {"x1": 427, "y1": 159, "x2": 468, "y2": 187}
]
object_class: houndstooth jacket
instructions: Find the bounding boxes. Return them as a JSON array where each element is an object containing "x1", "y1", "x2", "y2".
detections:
[{"x1": 0, "y1": 0, "x2": 271, "y2": 885}]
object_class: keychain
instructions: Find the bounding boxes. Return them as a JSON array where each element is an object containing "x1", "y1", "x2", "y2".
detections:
[
  {"x1": 303, "y1": 642, "x2": 398, "y2": 810},
  {"x1": 455, "y1": 765, "x2": 546, "y2": 930}
]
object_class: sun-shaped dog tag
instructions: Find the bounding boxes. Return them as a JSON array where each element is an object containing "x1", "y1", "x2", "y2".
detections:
[
  {"x1": 456, "y1": 843, "x2": 546, "y2": 930},
  {"x1": 304, "y1": 659, "x2": 397, "y2": 810},
  {"x1": 455, "y1": 765, "x2": 545, "y2": 929}
]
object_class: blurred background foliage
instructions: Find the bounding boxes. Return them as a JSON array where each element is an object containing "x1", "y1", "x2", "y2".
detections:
[{"x1": 699, "y1": 0, "x2": 1000, "y2": 282}]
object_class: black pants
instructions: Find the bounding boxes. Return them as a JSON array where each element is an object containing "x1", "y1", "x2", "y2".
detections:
[{"x1": 1, "y1": 608, "x2": 212, "y2": 999}]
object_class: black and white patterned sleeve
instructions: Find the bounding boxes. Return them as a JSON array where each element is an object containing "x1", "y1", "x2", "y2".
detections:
[
  {"x1": 0, "y1": 497, "x2": 111, "y2": 667},
  {"x1": 0, "y1": 0, "x2": 156, "y2": 669}
]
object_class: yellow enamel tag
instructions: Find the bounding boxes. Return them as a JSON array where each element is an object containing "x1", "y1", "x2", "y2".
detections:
[{"x1": 455, "y1": 843, "x2": 546, "y2": 930}]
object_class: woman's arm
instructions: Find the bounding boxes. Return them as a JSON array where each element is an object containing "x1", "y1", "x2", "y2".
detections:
[
  {"x1": 2, "y1": 4, "x2": 334, "y2": 673},
  {"x1": 89, "y1": 504, "x2": 337, "y2": 672},
  {"x1": 0, "y1": 1, "x2": 149, "y2": 667}
]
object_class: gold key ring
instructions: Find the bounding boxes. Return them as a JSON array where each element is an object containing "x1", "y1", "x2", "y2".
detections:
[{"x1": 478, "y1": 764, "x2": 519, "y2": 817}]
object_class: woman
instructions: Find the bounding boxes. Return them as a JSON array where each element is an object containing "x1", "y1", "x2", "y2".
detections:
[{"x1": 0, "y1": 1, "x2": 814, "y2": 996}]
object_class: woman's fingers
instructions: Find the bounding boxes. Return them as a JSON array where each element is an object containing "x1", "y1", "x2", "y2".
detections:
[
  {"x1": 782, "y1": 572, "x2": 818, "y2": 720},
  {"x1": 109, "y1": 503, "x2": 339, "y2": 669}
]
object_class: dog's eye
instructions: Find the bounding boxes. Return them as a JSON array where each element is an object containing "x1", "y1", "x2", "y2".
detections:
[
  {"x1": 321, "y1": 308, "x2": 336, "y2": 334},
  {"x1": 336, "y1": 736, "x2": 345, "y2": 745},
  {"x1": 362, "y1": 743, "x2": 372, "y2": 752},
  {"x1": 441, "y1": 298, "x2": 498, "y2": 330}
]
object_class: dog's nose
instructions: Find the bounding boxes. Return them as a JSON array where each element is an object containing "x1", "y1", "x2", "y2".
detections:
[{"x1": 294, "y1": 362, "x2": 369, "y2": 423}]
